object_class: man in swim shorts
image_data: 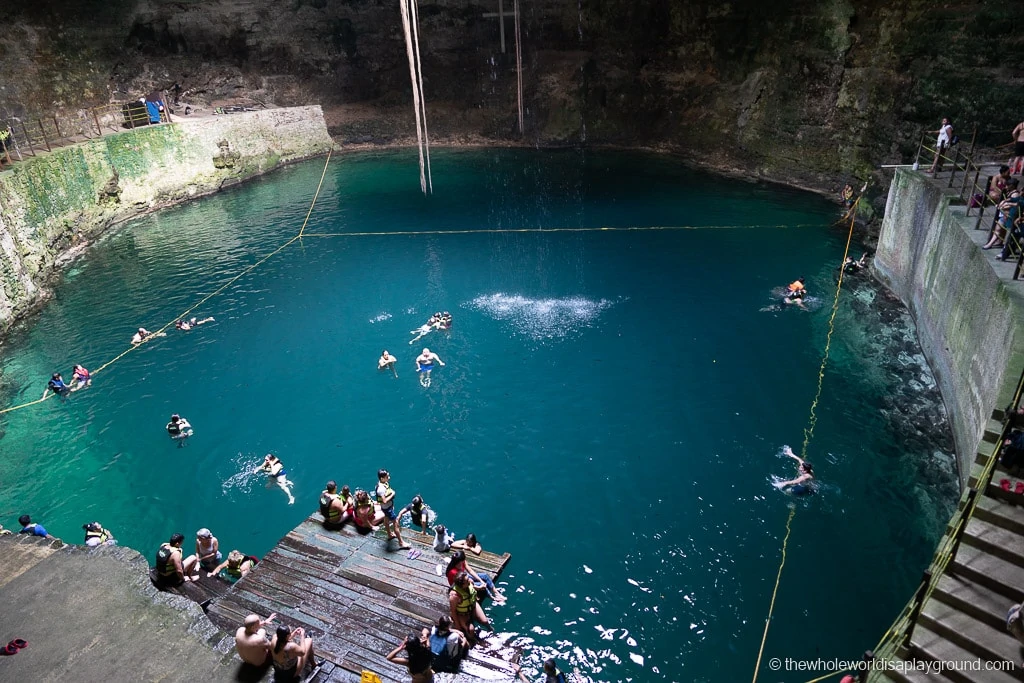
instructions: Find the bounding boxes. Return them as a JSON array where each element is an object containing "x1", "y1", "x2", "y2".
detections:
[
  {"x1": 416, "y1": 348, "x2": 445, "y2": 387},
  {"x1": 236, "y1": 612, "x2": 278, "y2": 667},
  {"x1": 376, "y1": 469, "x2": 410, "y2": 550},
  {"x1": 256, "y1": 454, "x2": 295, "y2": 505}
]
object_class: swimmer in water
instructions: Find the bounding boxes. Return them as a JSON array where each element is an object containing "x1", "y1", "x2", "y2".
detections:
[
  {"x1": 255, "y1": 454, "x2": 295, "y2": 505},
  {"x1": 176, "y1": 316, "x2": 215, "y2": 331},
  {"x1": 783, "y1": 277, "x2": 808, "y2": 309},
  {"x1": 378, "y1": 350, "x2": 398, "y2": 378},
  {"x1": 410, "y1": 314, "x2": 440, "y2": 344},
  {"x1": 774, "y1": 445, "x2": 815, "y2": 495},
  {"x1": 131, "y1": 327, "x2": 166, "y2": 344},
  {"x1": 843, "y1": 254, "x2": 869, "y2": 274},
  {"x1": 71, "y1": 364, "x2": 92, "y2": 392},
  {"x1": 42, "y1": 372, "x2": 70, "y2": 399},
  {"x1": 166, "y1": 414, "x2": 194, "y2": 446},
  {"x1": 416, "y1": 348, "x2": 445, "y2": 387}
]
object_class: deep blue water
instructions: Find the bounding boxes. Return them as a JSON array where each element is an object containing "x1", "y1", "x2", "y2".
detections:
[{"x1": 0, "y1": 149, "x2": 957, "y2": 681}]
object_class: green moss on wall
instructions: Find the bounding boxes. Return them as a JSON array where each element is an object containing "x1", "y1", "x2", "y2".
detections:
[
  {"x1": 103, "y1": 125, "x2": 183, "y2": 179},
  {"x1": 10, "y1": 146, "x2": 97, "y2": 229}
]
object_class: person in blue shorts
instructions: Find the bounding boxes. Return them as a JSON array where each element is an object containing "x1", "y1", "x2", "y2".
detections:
[
  {"x1": 774, "y1": 445, "x2": 815, "y2": 495},
  {"x1": 376, "y1": 469, "x2": 410, "y2": 550},
  {"x1": 416, "y1": 348, "x2": 445, "y2": 387}
]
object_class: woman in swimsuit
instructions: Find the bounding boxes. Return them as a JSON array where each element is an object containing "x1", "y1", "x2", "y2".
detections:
[
  {"x1": 353, "y1": 490, "x2": 385, "y2": 532},
  {"x1": 774, "y1": 445, "x2": 815, "y2": 495},
  {"x1": 270, "y1": 624, "x2": 314, "y2": 682},
  {"x1": 195, "y1": 528, "x2": 221, "y2": 572}
]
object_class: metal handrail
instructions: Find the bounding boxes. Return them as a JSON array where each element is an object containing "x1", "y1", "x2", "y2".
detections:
[{"x1": 0, "y1": 96, "x2": 171, "y2": 167}]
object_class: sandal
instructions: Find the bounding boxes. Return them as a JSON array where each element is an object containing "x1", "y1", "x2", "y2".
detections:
[
  {"x1": 1001, "y1": 478, "x2": 1012, "y2": 491},
  {"x1": 9, "y1": 639, "x2": 26, "y2": 650},
  {"x1": 1014, "y1": 481, "x2": 1024, "y2": 495}
]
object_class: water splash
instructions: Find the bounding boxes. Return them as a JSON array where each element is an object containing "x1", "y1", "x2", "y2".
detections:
[{"x1": 465, "y1": 293, "x2": 619, "y2": 340}]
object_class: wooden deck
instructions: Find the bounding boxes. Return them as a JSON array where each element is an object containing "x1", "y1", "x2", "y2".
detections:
[{"x1": 195, "y1": 514, "x2": 517, "y2": 682}]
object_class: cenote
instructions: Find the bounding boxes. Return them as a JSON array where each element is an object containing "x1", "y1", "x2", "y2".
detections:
[{"x1": 0, "y1": 149, "x2": 958, "y2": 681}]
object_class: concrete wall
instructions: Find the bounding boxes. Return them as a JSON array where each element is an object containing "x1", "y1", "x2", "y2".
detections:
[
  {"x1": 0, "y1": 106, "x2": 334, "y2": 330},
  {"x1": 874, "y1": 169, "x2": 1024, "y2": 481}
]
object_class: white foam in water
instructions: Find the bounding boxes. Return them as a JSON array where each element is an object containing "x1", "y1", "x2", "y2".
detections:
[
  {"x1": 369, "y1": 312, "x2": 392, "y2": 324},
  {"x1": 629, "y1": 652, "x2": 644, "y2": 666},
  {"x1": 466, "y1": 293, "x2": 618, "y2": 340},
  {"x1": 583, "y1": 564, "x2": 593, "y2": 574}
]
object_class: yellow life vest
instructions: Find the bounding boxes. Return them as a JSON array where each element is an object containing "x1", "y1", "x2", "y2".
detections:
[{"x1": 452, "y1": 583, "x2": 477, "y2": 613}]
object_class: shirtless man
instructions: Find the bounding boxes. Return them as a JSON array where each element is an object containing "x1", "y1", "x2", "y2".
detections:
[
  {"x1": 409, "y1": 316, "x2": 437, "y2": 344},
  {"x1": 416, "y1": 348, "x2": 445, "y2": 387},
  {"x1": 256, "y1": 454, "x2": 295, "y2": 505},
  {"x1": 1013, "y1": 122, "x2": 1024, "y2": 175},
  {"x1": 176, "y1": 316, "x2": 215, "y2": 331},
  {"x1": 236, "y1": 613, "x2": 278, "y2": 667},
  {"x1": 378, "y1": 350, "x2": 398, "y2": 377},
  {"x1": 131, "y1": 327, "x2": 166, "y2": 344}
]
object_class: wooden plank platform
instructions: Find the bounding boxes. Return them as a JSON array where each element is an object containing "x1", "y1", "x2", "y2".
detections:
[{"x1": 204, "y1": 514, "x2": 517, "y2": 683}]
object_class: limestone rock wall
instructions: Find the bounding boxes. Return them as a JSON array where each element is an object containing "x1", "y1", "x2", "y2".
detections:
[
  {"x1": 874, "y1": 170, "x2": 1024, "y2": 478},
  {"x1": 0, "y1": 1, "x2": 1022, "y2": 193},
  {"x1": 0, "y1": 106, "x2": 333, "y2": 330}
]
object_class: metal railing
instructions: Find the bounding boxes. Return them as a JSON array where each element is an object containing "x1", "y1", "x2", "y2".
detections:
[
  {"x1": 869, "y1": 365, "x2": 1024, "y2": 668},
  {"x1": 0, "y1": 96, "x2": 171, "y2": 167},
  {"x1": 913, "y1": 128, "x2": 1024, "y2": 280}
]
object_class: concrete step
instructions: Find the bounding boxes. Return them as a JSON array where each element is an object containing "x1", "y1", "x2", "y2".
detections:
[
  {"x1": 932, "y1": 573, "x2": 1015, "y2": 633},
  {"x1": 975, "y1": 495, "x2": 1024, "y2": 537},
  {"x1": 963, "y1": 517, "x2": 1024, "y2": 569},
  {"x1": 909, "y1": 623, "x2": 1019, "y2": 683},
  {"x1": 985, "y1": 417, "x2": 1007, "y2": 445},
  {"x1": 918, "y1": 600, "x2": 1024, "y2": 681},
  {"x1": 950, "y1": 543, "x2": 1024, "y2": 603},
  {"x1": 882, "y1": 659, "x2": 956, "y2": 683},
  {"x1": 0, "y1": 534, "x2": 63, "y2": 589}
]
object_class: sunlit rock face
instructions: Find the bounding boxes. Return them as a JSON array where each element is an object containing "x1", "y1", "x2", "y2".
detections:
[{"x1": 0, "y1": 1, "x2": 1022, "y2": 189}]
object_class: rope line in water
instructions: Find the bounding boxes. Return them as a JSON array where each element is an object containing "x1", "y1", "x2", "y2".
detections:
[
  {"x1": 751, "y1": 196, "x2": 861, "y2": 683},
  {"x1": 0, "y1": 151, "x2": 334, "y2": 416},
  {"x1": 300, "y1": 223, "x2": 819, "y2": 238}
]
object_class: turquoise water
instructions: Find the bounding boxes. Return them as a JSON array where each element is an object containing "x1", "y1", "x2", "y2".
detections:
[{"x1": 0, "y1": 150, "x2": 957, "y2": 682}]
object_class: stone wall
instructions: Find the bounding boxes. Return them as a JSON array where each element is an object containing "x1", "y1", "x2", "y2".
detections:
[
  {"x1": 874, "y1": 169, "x2": 1024, "y2": 479},
  {"x1": 0, "y1": 105, "x2": 333, "y2": 330}
]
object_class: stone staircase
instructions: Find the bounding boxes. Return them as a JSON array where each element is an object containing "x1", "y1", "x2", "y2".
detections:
[{"x1": 880, "y1": 413, "x2": 1024, "y2": 683}]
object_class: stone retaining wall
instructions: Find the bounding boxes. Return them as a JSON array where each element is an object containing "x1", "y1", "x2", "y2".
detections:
[
  {"x1": 0, "y1": 105, "x2": 334, "y2": 330},
  {"x1": 874, "y1": 169, "x2": 1024, "y2": 481}
]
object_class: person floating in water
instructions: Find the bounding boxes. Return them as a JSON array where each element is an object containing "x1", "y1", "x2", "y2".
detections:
[
  {"x1": 175, "y1": 316, "x2": 215, "y2": 331},
  {"x1": 43, "y1": 372, "x2": 70, "y2": 399},
  {"x1": 166, "y1": 414, "x2": 193, "y2": 445},
  {"x1": 774, "y1": 445, "x2": 815, "y2": 495},
  {"x1": 131, "y1": 327, "x2": 166, "y2": 344},
  {"x1": 433, "y1": 311, "x2": 452, "y2": 331},
  {"x1": 409, "y1": 315, "x2": 439, "y2": 344},
  {"x1": 416, "y1": 347, "x2": 444, "y2": 387},
  {"x1": 256, "y1": 454, "x2": 295, "y2": 505},
  {"x1": 71, "y1": 364, "x2": 92, "y2": 391},
  {"x1": 843, "y1": 253, "x2": 870, "y2": 274},
  {"x1": 783, "y1": 277, "x2": 807, "y2": 309},
  {"x1": 378, "y1": 350, "x2": 398, "y2": 378}
]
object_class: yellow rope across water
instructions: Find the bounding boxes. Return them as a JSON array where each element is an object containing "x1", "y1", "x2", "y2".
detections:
[
  {"x1": 0, "y1": 151, "x2": 333, "y2": 416},
  {"x1": 751, "y1": 197, "x2": 862, "y2": 683},
  {"x1": 300, "y1": 223, "x2": 819, "y2": 238}
]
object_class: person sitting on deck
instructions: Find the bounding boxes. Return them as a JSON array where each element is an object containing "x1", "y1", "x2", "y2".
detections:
[
  {"x1": 1000, "y1": 429, "x2": 1024, "y2": 470},
  {"x1": 42, "y1": 372, "x2": 70, "y2": 399},
  {"x1": 985, "y1": 190, "x2": 1024, "y2": 251},
  {"x1": 18, "y1": 514, "x2": 48, "y2": 537},
  {"x1": 209, "y1": 549, "x2": 254, "y2": 583},
  {"x1": 445, "y1": 550, "x2": 505, "y2": 604},
  {"x1": 235, "y1": 612, "x2": 278, "y2": 667},
  {"x1": 195, "y1": 528, "x2": 221, "y2": 572},
  {"x1": 989, "y1": 166, "x2": 1013, "y2": 204},
  {"x1": 449, "y1": 571, "x2": 492, "y2": 642},
  {"x1": 353, "y1": 489, "x2": 385, "y2": 532},
  {"x1": 71, "y1": 364, "x2": 92, "y2": 391},
  {"x1": 386, "y1": 631, "x2": 435, "y2": 683},
  {"x1": 397, "y1": 495, "x2": 433, "y2": 534},
  {"x1": 82, "y1": 521, "x2": 115, "y2": 547},
  {"x1": 428, "y1": 615, "x2": 469, "y2": 673},
  {"x1": 451, "y1": 532, "x2": 484, "y2": 556},
  {"x1": 773, "y1": 445, "x2": 816, "y2": 495},
  {"x1": 320, "y1": 481, "x2": 355, "y2": 529},
  {"x1": 153, "y1": 532, "x2": 198, "y2": 588},
  {"x1": 270, "y1": 624, "x2": 315, "y2": 682}
]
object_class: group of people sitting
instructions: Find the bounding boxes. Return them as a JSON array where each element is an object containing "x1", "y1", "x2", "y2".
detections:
[
  {"x1": 151, "y1": 529, "x2": 256, "y2": 589},
  {"x1": 981, "y1": 166, "x2": 1024, "y2": 262}
]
